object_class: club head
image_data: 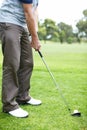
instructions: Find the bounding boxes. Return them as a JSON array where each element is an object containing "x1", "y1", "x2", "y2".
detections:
[{"x1": 71, "y1": 110, "x2": 81, "y2": 117}]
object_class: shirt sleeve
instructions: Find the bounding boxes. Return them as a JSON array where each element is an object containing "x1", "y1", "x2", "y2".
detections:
[{"x1": 19, "y1": 0, "x2": 33, "y2": 4}]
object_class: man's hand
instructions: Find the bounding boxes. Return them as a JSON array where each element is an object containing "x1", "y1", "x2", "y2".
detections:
[{"x1": 31, "y1": 37, "x2": 41, "y2": 51}]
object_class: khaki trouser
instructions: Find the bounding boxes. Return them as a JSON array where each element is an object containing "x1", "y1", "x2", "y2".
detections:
[{"x1": 0, "y1": 23, "x2": 33, "y2": 112}]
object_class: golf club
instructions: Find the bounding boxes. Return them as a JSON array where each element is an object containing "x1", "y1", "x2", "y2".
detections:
[{"x1": 38, "y1": 50, "x2": 81, "y2": 117}]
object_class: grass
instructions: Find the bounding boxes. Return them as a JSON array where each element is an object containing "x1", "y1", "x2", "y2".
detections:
[{"x1": 0, "y1": 43, "x2": 87, "y2": 130}]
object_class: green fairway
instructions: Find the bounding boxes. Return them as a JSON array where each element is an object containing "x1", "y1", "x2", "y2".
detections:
[{"x1": 0, "y1": 43, "x2": 87, "y2": 130}]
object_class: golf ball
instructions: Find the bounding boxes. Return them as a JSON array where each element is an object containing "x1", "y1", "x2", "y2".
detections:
[{"x1": 74, "y1": 110, "x2": 79, "y2": 113}]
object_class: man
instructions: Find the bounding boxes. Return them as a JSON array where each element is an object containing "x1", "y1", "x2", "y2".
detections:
[{"x1": 0, "y1": 0, "x2": 42, "y2": 118}]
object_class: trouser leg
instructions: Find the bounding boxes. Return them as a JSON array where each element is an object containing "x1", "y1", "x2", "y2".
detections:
[
  {"x1": 16, "y1": 28, "x2": 34, "y2": 103},
  {"x1": 0, "y1": 23, "x2": 22, "y2": 112}
]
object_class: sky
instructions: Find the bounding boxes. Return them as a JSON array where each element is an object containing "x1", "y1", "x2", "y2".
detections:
[
  {"x1": 38, "y1": 0, "x2": 87, "y2": 28},
  {"x1": 0, "y1": 0, "x2": 87, "y2": 28}
]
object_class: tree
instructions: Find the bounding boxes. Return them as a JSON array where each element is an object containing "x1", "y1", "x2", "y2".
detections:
[
  {"x1": 38, "y1": 9, "x2": 87, "y2": 43},
  {"x1": 38, "y1": 19, "x2": 59, "y2": 42},
  {"x1": 76, "y1": 9, "x2": 87, "y2": 38},
  {"x1": 58, "y1": 22, "x2": 74, "y2": 43},
  {"x1": 38, "y1": 21, "x2": 47, "y2": 42},
  {"x1": 44, "y1": 19, "x2": 59, "y2": 42},
  {"x1": 83, "y1": 9, "x2": 87, "y2": 18}
]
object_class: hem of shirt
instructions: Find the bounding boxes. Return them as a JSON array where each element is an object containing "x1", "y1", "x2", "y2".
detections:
[{"x1": 0, "y1": 20, "x2": 27, "y2": 28}]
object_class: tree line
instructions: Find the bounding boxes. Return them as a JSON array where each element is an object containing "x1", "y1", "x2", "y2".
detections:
[{"x1": 38, "y1": 9, "x2": 87, "y2": 43}]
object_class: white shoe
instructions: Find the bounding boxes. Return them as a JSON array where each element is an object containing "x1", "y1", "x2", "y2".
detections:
[
  {"x1": 9, "y1": 108, "x2": 28, "y2": 118},
  {"x1": 27, "y1": 98, "x2": 42, "y2": 105}
]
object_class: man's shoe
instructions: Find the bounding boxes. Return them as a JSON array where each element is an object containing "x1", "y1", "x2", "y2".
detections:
[
  {"x1": 27, "y1": 98, "x2": 42, "y2": 105},
  {"x1": 8, "y1": 108, "x2": 28, "y2": 118}
]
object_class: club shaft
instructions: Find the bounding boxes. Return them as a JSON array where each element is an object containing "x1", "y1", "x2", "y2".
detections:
[{"x1": 38, "y1": 51, "x2": 71, "y2": 113}]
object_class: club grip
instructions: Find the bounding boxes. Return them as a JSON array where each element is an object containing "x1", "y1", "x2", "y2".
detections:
[{"x1": 38, "y1": 51, "x2": 43, "y2": 58}]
